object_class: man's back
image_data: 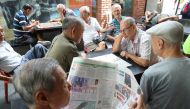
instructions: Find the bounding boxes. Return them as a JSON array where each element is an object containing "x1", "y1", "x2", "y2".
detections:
[
  {"x1": 45, "y1": 34, "x2": 79, "y2": 72},
  {"x1": 141, "y1": 57, "x2": 190, "y2": 109}
]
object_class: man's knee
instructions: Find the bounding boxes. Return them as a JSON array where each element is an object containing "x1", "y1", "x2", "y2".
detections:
[{"x1": 34, "y1": 43, "x2": 45, "y2": 49}]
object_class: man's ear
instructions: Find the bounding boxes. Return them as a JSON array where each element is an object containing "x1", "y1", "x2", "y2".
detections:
[
  {"x1": 158, "y1": 39, "x2": 164, "y2": 49},
  {"x1": 35, "y1": 90, "x2": 49, "y2": 105},
  {"x1": 71, "y1": 26, "x2": 76, "y2": 39}
]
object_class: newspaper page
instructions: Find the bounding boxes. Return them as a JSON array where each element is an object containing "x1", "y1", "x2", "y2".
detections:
[
  {"x1": 91, "y1": 54, "x2": 142, "y2": 109},
  {"x1": 90, "y1": 54, "x2": 132, "y2": 68},
  {"x1": 65, "y1": 57, "x2": 141, "y2": 109},
  {"x1": 65, "y1": 57, "x2": 117, "y2": 109},
  {"x1": 113, "y1": 67, "x2": 142, "y2": 109}
]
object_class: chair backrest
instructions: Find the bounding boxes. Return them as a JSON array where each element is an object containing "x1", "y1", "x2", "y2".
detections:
[{"x1": 0, "y1": 72, "x2": 11, "y2": 82}]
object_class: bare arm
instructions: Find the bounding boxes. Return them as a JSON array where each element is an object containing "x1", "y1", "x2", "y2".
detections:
[
  {"x1": 22, "y1": 21, "x2": 39, "y2": 31},
  {"x1": 50, "y1": 18, "x2": 62, "y2": 22},
  {"x1": 145, "y1": 11, "x2": 157, "y2": 23},
  {"x1": 112, "y1": 34, "x2": 123, "y2": 53},
  {"x1": 157, "y1": 16, "x2": 179, "y2": 24},
  {"x1": 123, "y1": 51, "x2": 150, "y2": 67},
  {"x1": 0, "y1": 69, "x2": 12, "y2": 82}
]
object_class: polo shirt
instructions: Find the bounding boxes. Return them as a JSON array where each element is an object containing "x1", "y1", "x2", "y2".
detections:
[{"x1": 13, "y1": 10, "x2": 30, "y2": 38}]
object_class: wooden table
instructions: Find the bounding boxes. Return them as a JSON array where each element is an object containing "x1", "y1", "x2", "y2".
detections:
[{"x1": 34, "y1": 22, "x2": 62, "y2": 41}]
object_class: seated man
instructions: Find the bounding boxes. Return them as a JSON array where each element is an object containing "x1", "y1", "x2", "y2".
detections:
[
  {"x1": 13, "y1": 4, "x2": 39, "y2": 46},
  {"x1": 112, "y1": 17, "x2": 153, "y2": 67},
  {"x1": 145, "y1": 10, "x2": 158, "y2": 24},
  {"x1": 107, "y1": 3, "x2": 125, "y2": 43},
  {"x1": 0, "y1": 26, "x2": 47, "y2": 74},
  {"x1": 133, "y1": 21, "x2": 190, "y2": 109},
  {"x1": 79, "y1": 6, "x2": 108, "y2": 53},
  {"x1": 50, "y1": 4, "x2": 76, "y2": 22},
  {"x1": 145, "y1": 11, "x2": 179, "y2": 26},
  {"x1": 45, "y1": 16, "x2": 85, "y2": 73},
  {"x1": 13, "y1": 58, "x2": 71, "y2": 109}
]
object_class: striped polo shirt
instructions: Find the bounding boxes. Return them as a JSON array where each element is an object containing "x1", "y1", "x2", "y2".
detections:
[{"x1": 13, "y1": 10, "x2": 30, "y2": 38}]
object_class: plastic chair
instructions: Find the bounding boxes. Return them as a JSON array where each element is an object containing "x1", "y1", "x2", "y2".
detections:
[{"x1": 0, "y1": 72, "x2": 12, "y2": 103}]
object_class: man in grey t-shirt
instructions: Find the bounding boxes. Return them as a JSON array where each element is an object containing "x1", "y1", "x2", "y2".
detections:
[{"x1": 130, "y1": 21, "x2": 190, "y2": 109}]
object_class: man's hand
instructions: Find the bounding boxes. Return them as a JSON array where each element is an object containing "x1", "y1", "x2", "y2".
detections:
[
  {"x1": 128, "y1": 94, "x2": 145, "y2": 109},
  {"x1": 120, "y1": 51, "x2": 126, "y2": 57},
  {"x1": 32, "y1": 21, "x2": 39, "y2": 26}
]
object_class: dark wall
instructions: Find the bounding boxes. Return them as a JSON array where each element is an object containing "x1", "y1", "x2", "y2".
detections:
[{"x1": 0, "y1": 0, "x2": 65, "y2": 29}]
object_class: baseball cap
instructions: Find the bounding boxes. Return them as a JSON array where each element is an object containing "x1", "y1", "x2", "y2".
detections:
[{"x1": 146, "y1": 21, "x2": 184, "y2": 43}]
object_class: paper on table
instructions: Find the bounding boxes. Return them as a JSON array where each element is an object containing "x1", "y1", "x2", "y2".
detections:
[
  {"x1": 90, "y1": 54, "x2": 131, "y2": 67},
  {"x1": 36, "y1": 22, "x2": 62, "y2": 29}
]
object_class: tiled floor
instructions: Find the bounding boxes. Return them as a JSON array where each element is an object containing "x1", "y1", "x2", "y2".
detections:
[
  {"x1": 0, "y1": 81, "x2": 13, "y2": 109},
  {"x1": 0, "y1": 81, "x2": 32, "y2": 109}
]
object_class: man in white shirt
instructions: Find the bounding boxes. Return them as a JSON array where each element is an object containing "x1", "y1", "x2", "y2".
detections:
[
  {"x1": 0, "y1": 26, "x2": 47, "y2": 74},
  {"x1": 112, "y1": 17, "x2": 153, "y2": 67},
  {"x1": 79, "y1": 6, "x2": 108, "y2": 52}
]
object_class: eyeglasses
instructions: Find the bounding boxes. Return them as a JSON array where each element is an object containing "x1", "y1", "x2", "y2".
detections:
[{"x1": 120, "y1": 25, "x2": 133, "y2": 33}]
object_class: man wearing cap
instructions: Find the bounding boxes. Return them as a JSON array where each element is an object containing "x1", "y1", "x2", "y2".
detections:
[{"x1": 138, "y1": 21, "x2": 190, "y2": 109}]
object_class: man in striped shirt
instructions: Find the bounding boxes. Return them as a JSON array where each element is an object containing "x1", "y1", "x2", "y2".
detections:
[{"x1": 13, "y1": 4, "x2": 39, "y2": 46}]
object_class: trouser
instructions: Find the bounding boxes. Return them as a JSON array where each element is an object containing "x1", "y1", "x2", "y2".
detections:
[
  {"x1": 13, "y1": 44, "x2": 48, "y2": 74},
  {"x1": 14, "y1": 34, "x2": 38, "y2": 47}
]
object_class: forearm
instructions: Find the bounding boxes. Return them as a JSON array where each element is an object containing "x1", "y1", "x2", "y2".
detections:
[
  {"x1": 127, "y1": 53, "x2": 150, "y2": 67},
  {"x1": 112, "y1": 35, "x2": 123, "y2": 53},
  {"x1": 100, "y1": 28, "x2": 107, "y2": 33},
  {"x1": 23, "y1": 23, "x2": 37, "y2": 31},
  {"x1": 51, "y1": 18, "x2": 61, "y2": 22}
]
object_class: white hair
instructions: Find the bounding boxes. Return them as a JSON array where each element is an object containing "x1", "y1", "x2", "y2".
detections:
[
  {"x1": 79, "y1": 6, "x2": 90, "y2": 14},
  {"x1": 13, "y1": 59, "x2": 60, "y2": 106},
  {"x1": 112, "y1": 3, "x2": 122, "y2": 11},
  {"x1": 57, "y1": 3, "x2": 65, "y2": 10}
]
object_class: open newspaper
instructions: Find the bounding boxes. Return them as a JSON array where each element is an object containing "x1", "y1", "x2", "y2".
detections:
[{"x1": 65, "y1": 57, "x2": 141, "y2": 109}]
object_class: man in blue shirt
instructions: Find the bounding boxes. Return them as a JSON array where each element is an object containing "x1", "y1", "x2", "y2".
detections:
[{"x1": 13, "y1": 4, "x2": 39, "y2": 46}]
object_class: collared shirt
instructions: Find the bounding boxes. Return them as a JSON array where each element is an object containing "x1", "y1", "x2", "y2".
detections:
[
  {"x1": 83, "y1": 17, "x2": 102, "y2": 45},
  {"x1": 121, "y1": 29, "x2": 151, "y2": 60},
  {"x1": 0, "y1": 41, "x2": 22, "y2": 72},
  {"x1": 45, "y1": 33, "x2": 79, "y2": 72},
  {"x1": 13, "y1": 10, "x2": 30, "y2": 38},
  {"x1": 109, "y1": 16, "x2": 125, "y2": 36}
]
